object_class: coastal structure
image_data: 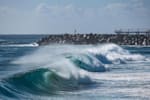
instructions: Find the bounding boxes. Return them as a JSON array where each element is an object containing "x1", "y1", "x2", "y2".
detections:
[
  {"x1": 115, "y1": 29, "x2": 150, "y2": 36},
  {"x1": 37, "y1": 29, "x2": 150, "y2": 46}
]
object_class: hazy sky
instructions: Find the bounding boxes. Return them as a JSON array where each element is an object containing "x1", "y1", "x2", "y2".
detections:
[{"x1": 0, "y1": 0, "x2": 150, "y2": 34}]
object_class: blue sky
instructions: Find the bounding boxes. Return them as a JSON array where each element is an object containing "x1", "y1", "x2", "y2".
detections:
[{"x1": 0, "y1": 0, "x2": 150, "y2": 34}]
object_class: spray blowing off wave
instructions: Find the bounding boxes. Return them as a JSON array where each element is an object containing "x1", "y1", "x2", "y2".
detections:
[
  {"x1": 11, "y1": 43, "x2": 146, "y2": 75},
  {"x1": 12, "y1": 44, "x2": 110, "y2": 72},
  {"x1": 2, "y1": 43, "x2": 147, "y2": 97},
  {"x1": 87, "y1": 44, "x2": 146, "y2": 64}
]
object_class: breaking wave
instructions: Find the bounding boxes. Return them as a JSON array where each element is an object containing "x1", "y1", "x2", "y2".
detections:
[
  {"x1": 0, "y1": 42, "x2": 39, "y2": 47},
  {"x1": 0, "y1": 43, "x2": 147, "y2": 98}
]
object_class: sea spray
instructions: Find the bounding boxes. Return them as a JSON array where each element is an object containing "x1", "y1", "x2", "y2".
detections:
[
  {"x1": 87, "y1": 44, "x2": 146, "y2": 64},
  {"x1": 11, "y1": 44, "x2": 147, "y2": 74},
  {"x1": 1, "y1": 43, "x2": 148, "y2": 99},
  {"x1": 12, "y1": 44, "x2": 107, "y2": 72}
]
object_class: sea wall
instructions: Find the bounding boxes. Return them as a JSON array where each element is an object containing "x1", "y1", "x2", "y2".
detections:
[{"x1": 37, "y1": 34, "x2": 150, "y2": 46}]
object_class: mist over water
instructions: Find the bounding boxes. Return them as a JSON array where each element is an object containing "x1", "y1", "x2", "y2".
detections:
[{"x1": 0, "y1": 35, "x2": 150, "y2": 100}]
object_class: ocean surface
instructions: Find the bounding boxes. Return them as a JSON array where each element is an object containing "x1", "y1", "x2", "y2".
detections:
[{"x1": 0, "y1": 35, "x2": 150, "y2": 100}]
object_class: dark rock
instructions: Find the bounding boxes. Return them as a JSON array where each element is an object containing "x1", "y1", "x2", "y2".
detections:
[{"x1": 37, "y1": 33, "x2": 150, "y2": 46}]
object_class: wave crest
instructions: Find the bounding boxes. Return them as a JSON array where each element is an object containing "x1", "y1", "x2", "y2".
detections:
[
  {"x1": 3, "y1": 43, "x2": 147, "y2": 98},
  {"x1": 87, "y1": 44, "x2": 146, "y2": 64}
]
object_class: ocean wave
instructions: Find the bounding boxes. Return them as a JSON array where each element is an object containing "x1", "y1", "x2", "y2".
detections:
[
  {"x1": 12, "y1": 43, "x2": 147, "y2": 72},
  {"x1": 87, "y1": 44, "x2": 146, "y2": 64},
  {"x1": 2, "y1": 43, "x2": 147, "y2": 98},
  {"x1": 0, "y1": 39, "x2": 15, "y2": 45},
  {"x1": 0, "y1": 42, "x2": 39, "y2": 47},
  {"x1": 0, "y1": 67, "x2": 92, "y2": 98},
  {"x1": 66, "y1": 54, "x2": 106, "y2": 72}
]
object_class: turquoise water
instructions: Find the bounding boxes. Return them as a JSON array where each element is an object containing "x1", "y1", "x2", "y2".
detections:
[{"x1": 0, "y1": 35, "x2": 150, "y2": 100}]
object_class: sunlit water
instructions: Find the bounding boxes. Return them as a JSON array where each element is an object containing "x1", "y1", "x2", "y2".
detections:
[{"x1": 0, "y1": 35, "x2": 150, "y2": 100}]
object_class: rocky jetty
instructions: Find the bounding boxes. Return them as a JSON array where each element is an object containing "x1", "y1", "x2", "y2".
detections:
[{"x1": 37, "y1": 33, "x2": 150, "y2": 46}]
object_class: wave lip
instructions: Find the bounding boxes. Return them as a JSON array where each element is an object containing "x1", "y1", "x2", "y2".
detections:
[{"x1": 1, "y1": 68, "x2": 93, "y2": 98}]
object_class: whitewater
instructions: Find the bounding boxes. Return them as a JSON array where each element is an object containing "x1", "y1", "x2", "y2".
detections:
[{"x1": 0, "y1": 35, "x2": 150, "y2": 100}]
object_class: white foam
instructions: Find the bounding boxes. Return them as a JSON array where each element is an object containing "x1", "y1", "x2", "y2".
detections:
[
  {"x1": 11, "y1": 44, "x2": 147, "y2": 83},
  {"x1": 0, "y1": 42, "x2": 39, "y2": 47},
  {"x1": 12, "y1": 44, "x2": 92, "y2": 83},
  {"x1": 91, "y1": 72, "x2": 150, "y2": 81},
  {"x1": 87, "y1": 43, "x2": 146, "y2": 63}
]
